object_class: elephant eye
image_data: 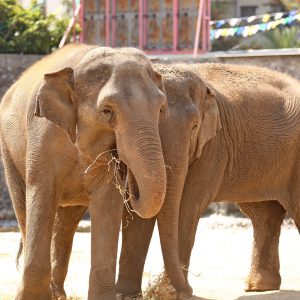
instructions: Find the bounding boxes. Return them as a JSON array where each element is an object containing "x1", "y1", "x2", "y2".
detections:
[
  {"x1": 192, "y1": 124, "x2": 198, "y2": 131},
  {"x1": 102, "y1": 109, "x2": 111, "y2": 115},
  {"x1": 100, "y1": 108, "x2": 113, "y2": 123}
]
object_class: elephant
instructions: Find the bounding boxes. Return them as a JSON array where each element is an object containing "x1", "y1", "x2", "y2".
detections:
[
  {"x1": 0, "y1": 44, "x2": 168, "y2": 300},
  {"x1": 115, "y1": 63, "x2": 300, "y2": 298}
]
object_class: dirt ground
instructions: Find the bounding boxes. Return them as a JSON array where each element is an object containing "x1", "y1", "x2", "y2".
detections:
[{"x1": 0, "y1": 215, "x2": 300, "y2": 300}]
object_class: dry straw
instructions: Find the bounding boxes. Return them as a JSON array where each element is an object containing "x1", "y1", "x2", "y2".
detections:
[{"x1": 143, "y1": 271, "x2": 176, "y2": 300}]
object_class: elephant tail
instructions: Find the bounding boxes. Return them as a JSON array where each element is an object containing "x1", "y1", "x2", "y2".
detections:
[{"x1": 16, "y1": 238, "x2": 23, "y2": 271}]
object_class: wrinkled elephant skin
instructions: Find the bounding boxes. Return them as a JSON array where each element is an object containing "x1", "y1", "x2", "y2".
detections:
[
  {"x1": 116, "y1": 64, "x2": 300, "y2": 298},
  {"x1": 0, "y1": 44, "x2": 167, "y2": 300}
]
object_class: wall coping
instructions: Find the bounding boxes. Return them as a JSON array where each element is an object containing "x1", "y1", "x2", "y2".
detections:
[
  {"x1": 1, "y1": 48, "x2": 299, "y2": 62},
  {"x1": 149, "y1": 48, "x2": 300, "y2": 61}
]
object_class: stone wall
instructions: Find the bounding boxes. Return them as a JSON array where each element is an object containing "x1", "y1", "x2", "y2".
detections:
[
  {"x1": 0, "y1": 49, "x2": 299, "y2": 220},
  {"x1": 209, "y1": 52, "x2": 300, "y2": 80},
  {"x1": 151, "y1": 48, "x2": 300, "y2": 80},
  {"x1": 0, "y1": 54, "x2": 42, "y2": 220},
  {"x1": 0, "y1": 53, "x2": 42, "y2": 98}
]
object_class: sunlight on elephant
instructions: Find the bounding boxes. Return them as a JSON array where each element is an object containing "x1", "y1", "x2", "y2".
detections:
[
  {"x1": 116, "y1": 63, "x2": 300, "y2": 299},
  {"x1": 0, "y1": 44, "x2": 168, "y2": 300}
]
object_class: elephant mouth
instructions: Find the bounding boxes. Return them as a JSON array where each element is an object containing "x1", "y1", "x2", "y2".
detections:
[
  {"x1": 84, "y1": 151, "x2": 141, "y2": 206},
  {"x1": 114, "y1": 160, "x2": 140, "y2": 203},
  {"x1": 127, "y1": 169, "x2": 140, "y2": 201}
]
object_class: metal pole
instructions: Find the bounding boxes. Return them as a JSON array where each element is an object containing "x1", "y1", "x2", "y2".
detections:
[
  {"x1": 193, "y1": 0, "x2": 204, "y2": 57},
  {"x1": 105, "y1": 0, "x2": 110, "y2": 46},
  {"x1": 173, "y1": 0, "x2": 179, "y2": 52},
  {"x1": 59, "y1": 4, "x2": 81, "y2": 48}
]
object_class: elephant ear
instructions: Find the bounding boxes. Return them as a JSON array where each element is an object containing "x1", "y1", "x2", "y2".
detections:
[
  {"x1": 34, "y1": 67, "x2": 77, "y2": 143},
  {"x1": 195, "y1": 86, "x2": 222, "y2": 159},
  {"x1": 153, "y1": 70, "x2": 168, "y2": 118},
  {"x1": 153, "y1": 70, "x2": 164, "y2": 92}
]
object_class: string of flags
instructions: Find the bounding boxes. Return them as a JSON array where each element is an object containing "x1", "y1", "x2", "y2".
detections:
[{"x1": 210, "y1": 10, "x2": 300, "y2": 40}]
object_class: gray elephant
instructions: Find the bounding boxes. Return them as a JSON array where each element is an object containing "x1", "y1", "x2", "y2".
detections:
[
  {"x1": 0, "y1": 44, "x2": 168, "y2": 300},
  {"x1": 116, "y1": 63, "x2": 300, "y2": 298}
]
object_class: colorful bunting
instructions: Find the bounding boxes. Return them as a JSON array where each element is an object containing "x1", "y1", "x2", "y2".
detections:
[
  {"x1": 210, "y1": 10, "x2": 298, "y2": 26},
  {"x1": 210, "y1": 10, "x2": 300, "y2": 40},
  {"x1": 262, "y1": 14, "x2": 271, "y2": 23}
]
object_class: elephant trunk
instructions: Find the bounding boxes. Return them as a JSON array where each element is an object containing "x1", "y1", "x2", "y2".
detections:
[
  {"x1": 156, "y1": 118, "x2": 193, "y2": 296},
  {"x1": 157, "y1": 168, "x2": 193, "y2": 297},
  {"x1": 116, "y1": 119, "x2": 167, "y2": 219}
]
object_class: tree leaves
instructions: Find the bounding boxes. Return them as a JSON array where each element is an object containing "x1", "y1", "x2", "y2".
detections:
[{"x1": 0, "y1": 0, "x2": 68, "y2": 54}]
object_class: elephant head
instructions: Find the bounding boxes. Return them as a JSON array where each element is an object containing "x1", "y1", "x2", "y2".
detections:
[
  {"x1": 153, "y1": 64, "x2": 222, "y2": 295},
  {"x1": 34, "y1": 47, "x2": 167, "y2": 219}
]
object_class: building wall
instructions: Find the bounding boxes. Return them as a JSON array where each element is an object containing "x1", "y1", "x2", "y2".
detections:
[
  {"x1": 211, "y1": 1, "x2": 236, "y2": 20},
  {"x1": 211, "y1": 0, "x2": 283, "y2": 19},
  {"x1": 84, "y1": 0, "x2": 205, "y2": 50},
  {"x1": 236, "y1": 0, "x2": 283, "y2": 17}
]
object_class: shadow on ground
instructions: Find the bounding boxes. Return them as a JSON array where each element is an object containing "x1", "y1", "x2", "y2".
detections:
[{"x1": 235, "y1": 290, "x2": 300, "y2": 300}]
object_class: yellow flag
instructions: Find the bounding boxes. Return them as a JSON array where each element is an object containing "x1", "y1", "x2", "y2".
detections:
[{"x1": 262, "y1": 14, "x2": 270, "y2": 23}]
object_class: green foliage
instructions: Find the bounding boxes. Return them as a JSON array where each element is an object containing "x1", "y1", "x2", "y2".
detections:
[
  {"x1": 266, "y1": 26, "x2": 300, "y2": 48},
  {"x1": 0, "y1": 0, "x2": 69, "y2": 54},
  {"x1": 233, "y1": 26, "x2": 300, "y2": 50}
]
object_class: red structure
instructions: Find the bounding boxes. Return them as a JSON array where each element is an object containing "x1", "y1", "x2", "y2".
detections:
[{"x1": 64, "y1": 0, "x2": 211, "y2": 55}]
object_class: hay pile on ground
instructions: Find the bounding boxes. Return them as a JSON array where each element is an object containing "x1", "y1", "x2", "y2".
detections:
[{"x1": 143, "y1": 271, "x2": 176, "y2": 300}]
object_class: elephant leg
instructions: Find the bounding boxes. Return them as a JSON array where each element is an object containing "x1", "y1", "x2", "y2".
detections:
[
  {"x1": 178, "y1": 198, "x2": 208, "y2": 280},
  {"x1": 16, "y1": 176, "x2": 58, "y2": 300},
  {"x1": 88, "y1": 183, "x2": 123, "y2": 300},
  {"x1": 116, "y1": 209, "x2": 156, "y2": 298},
  {"x1": 51, "y1": 205, "x2": 88, "y2": 300},
  {"x1": 238, "y1": 201, "x2": 286, "y2": 292}
]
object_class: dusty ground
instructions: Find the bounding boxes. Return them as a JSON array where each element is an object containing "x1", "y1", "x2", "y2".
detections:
[{"x1": 0, "y1": 215, "x2": 300, "y2": 300}]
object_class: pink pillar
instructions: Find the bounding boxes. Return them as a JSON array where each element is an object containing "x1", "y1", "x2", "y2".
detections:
[
  {"x1": 72, "y1": 0, "x2": 76, "y2": 42},
  {"x1": 193, "y1": 0, "x2": 204, "y2": 57},
  {"x1": 143, "y1": 0, "x2": 148, "y2": 49},
  {"x1": 173, "y1": 0, "x2": 179, "y2": 52},
  {"x1": 80, "y1": 0, "x2": 84, "y2": 43},
  {"x1": 105, "y1": 0, "x2": 110, "y2": 46},
  {"x1": 112, "y1": 0, "x2": 116, "y2": 47},
  {"x1": 139, "y1": 0, "x2": 143, "y2": 49}
]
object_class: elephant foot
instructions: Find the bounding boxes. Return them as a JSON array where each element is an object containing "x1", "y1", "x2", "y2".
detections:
[
  {"x1": 177, "y1": 285, "x2": 193, "y2": 299},
  {"x1": 88, "y1": 291, "x2": 117, "y2": 300},
  {"x1": 15, "y1": 286, "x2": 52, "y2": 300},
  {"x1": 142, "y1": 272, "x2": 192, "y2": 300},
  {"x1": 245, "y1": 272, "x2": 281, "y2": 292},
  {"x1": 116, "y1": 292, "x2": 143, "y2": 300},
  {"x1": 51, "y1": 282, "x2": 66, "y2": 300},
  {"x1": 115, "y1": 281, "x2": 143, "y2": 300}
]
